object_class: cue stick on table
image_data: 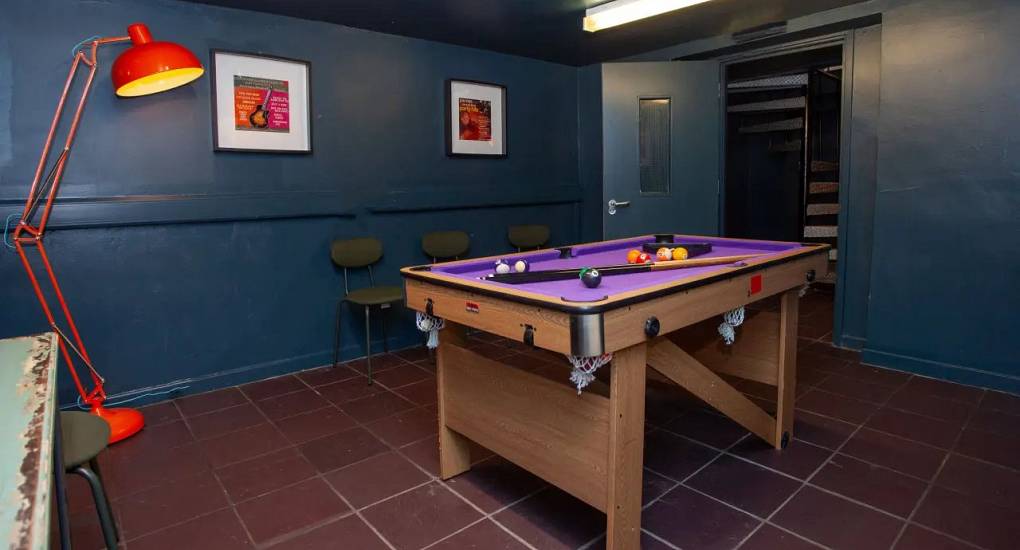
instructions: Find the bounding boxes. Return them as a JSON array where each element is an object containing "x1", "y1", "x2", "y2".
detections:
[{"x1": 484, "y1": 254, "x2": 765, "y2": 284}]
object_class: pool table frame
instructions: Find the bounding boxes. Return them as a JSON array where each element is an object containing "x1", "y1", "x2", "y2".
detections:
[{"x1": 401, "y1": 235, "x2": 828, "y2": 550}]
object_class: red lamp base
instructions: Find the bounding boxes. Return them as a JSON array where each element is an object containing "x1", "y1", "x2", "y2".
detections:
[{"x1": 92, "y1": 405, "x2": 145, "y2": 443}]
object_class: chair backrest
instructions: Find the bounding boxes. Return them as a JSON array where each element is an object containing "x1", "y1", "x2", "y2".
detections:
[
  {"x1": 331, "y1": 238, "x2": 383, "y2": 295},
  {"x1": 508, "y1": 224, "x2": 550, "y2": 250},
  {"x1": 422, "y1": 230, "x2": 470, "y2": 262},
  {"x1": 331, "y1": 237, "x2": 383, "y2": 268}
]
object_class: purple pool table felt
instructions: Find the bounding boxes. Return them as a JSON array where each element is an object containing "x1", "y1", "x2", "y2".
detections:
[{"x1": 431, "y1": 236, "x2": 812, "y2": 303}]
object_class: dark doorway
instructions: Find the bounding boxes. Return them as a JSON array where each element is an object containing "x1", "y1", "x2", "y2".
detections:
[{"x1": 723, "y1": 46, "x2": 843, "y2": 285}]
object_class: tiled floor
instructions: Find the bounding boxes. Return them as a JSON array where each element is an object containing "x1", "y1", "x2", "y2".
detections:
[{"x1": 60, "y1": 289, "x2": 1020, "y2": 549}]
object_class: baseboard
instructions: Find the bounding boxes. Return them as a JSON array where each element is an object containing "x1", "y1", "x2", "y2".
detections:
[
  {"x1": 59, "y1": 338, "x2": 423, "y2": 410},
  {"x1": 836, "y1": 334, "x2": 867, "y2": 351},
  {"x1": 861, "y1": 348, "x2": 1020, "y2": 396}
]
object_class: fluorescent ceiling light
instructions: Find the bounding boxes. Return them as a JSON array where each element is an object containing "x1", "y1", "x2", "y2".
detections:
[{"x1": 583, "y1": 0, "x2": 714, "y2": 32}]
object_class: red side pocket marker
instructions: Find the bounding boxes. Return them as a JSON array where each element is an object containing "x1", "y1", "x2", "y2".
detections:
[
  {"x1": 749, "y1": 274, "x2": 763, "y2": 295},
  {"x1": 465, "y1": 302, "x2": 480, "y2": 314}
]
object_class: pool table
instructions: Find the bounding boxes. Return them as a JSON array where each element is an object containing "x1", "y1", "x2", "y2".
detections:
[{"x1": 401, "y1": 234, "x2": 828, "y2": 549}]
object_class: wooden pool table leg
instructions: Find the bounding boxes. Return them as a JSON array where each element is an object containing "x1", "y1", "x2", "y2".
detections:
[
  {"x1": 606, "y1": 342, "x2": 647, "y2": 550},
  {"x1": 774, "y1": 290, "x2": 800, "y2": 449},
  {"x1": 437, "y1": 322, "x2": 472, "y2": 479}
]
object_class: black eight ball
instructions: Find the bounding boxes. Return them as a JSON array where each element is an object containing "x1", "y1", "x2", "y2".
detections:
[{"x1": 580, "y1": 268, "x2": 602, "y2": 288}]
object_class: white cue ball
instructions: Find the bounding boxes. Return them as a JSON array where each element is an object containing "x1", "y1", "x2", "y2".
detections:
[
  {"x1": 514, "y1": 260, "x2": 530, "y2": 273},
  {"x1": 494, "y1": 260, "x2": 512, "y2": 274}
]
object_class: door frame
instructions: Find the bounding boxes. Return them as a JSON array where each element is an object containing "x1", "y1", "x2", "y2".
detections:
[{"x1": 714, "y1": 31, "x2": 858, "y2": 348}]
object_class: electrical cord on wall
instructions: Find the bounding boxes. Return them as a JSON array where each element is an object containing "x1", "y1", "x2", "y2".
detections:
[
  {"x1": 69, "y1": 385, "x2": 191, "y2": 411},
  {"x1": 3, "y1": 213, "x2": 18, "y2": 249}
]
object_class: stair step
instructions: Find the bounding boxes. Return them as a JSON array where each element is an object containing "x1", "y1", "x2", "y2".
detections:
[
  {"x1": 739, "y1": 117, "x2": 804, "y2": 134},
  {"x1": 811, "y1": 160, "x2": 839, "y2": 173},
  {"x1": 809, "y1": 182, "x2": 839, "y2": 194},
  {"x1": 806, "y1": 203, "x2": 840, "y2": 216},
  {"x1": 728, "y1": 97, "x2": 806, "y2": 113},
  {"x1": 729, "y1": 73, "x2": 808, "y2": 90},
  {"x1": 804, "y1": 225, "x2": 838, "y2": 238}
]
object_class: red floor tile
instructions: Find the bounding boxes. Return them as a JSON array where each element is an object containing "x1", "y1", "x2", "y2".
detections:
[
  {"x1": 955, "y1": 427, "x2": 1020, "y2": 470},
  {"x1": 102, "y1": 440, "x2": 211, "y2": 499},
  {"x1": 297, "y1": 426, "x2": 389, "y2": 473},
  {"x1": 840, "y1": 428, "x2": 947, "y2": 480},
  {"x1": 812, "y1": 454, "x2": 927, "y2": 517},
  {"x1": 186, "y1": 403, "x2": 265, "y2": 440},
  {"x1": 981, "y1": 391, "x2": 1020, "y2": 416},
  {"x1": 967, "y1": 407, "x2": 1019, "y2": 437},
  {"x1": 445, "y1": 456, "x2": 546, "y2": 513},
  {"x1": 346, "y1": 353, "x2": 409, "y2": 376},
  {"x1": 394, "y1": 377, "x2": 438, "y2": 406},
  {"x1": 105, "y1": 420, "x2": 195, "y2": 463},
  {"x1": 234, "y1": 478, "x2": 349, "y2": 544},
  {"x1": 371, "y1": 363, "x2": 433, "y2": 389},
  {"x1": 797, "y1": 389, "x2": 878, "y2": 424},
  {"x1": 773, "y1": 486, "x2": 903, "y2": 550},
  {"x1": 316, "y1": 377, "x2": 387, "y2": 405},
  {"x1": 493, "y1": 488, "x2": 607, "y2": 550},
  {"x1": 428, "y1": 520, "x2": 529, "y2": 550},
  {"x1": 296, "y1": 365, "x2": 360, "y2": 387},
  {"x1": 117, "y1": 470, "x2": 229, "y2": 540},
  {"x1": 913, "y1": 485, "x2": 1020, "y2": 550},
  {"x1": 816, "y1": 374, "x2": 898, "y2": 405},
  {"x1": 215, "y1": 447, "x2": 317, "y2": 503},
  {"x1": 897, "y1": 377, "x2": 984, "y2": 405},
  {"x1": 793, "y1": 410, "x2": 856, "y2": 450},
  {"x1": 253, "y1": 389, "x2": 331, "y2": 421},
  {"x1": 239, "y1": 375, "x2": 308, "y2": 401},
  {"x1": 839, "y1": 363, "x2": 912, "y2": 388},
  {"x1": 362, "y1": 482, "x2": 483, "y2": 549},
  {"x1": 338, "y1": 391, "x2": 416, "y2": 424},
  {"x1": 646, "y1": 486, "x2": 759, "y2": 550},
  {"x1": 198, "y1": 422, "x2": 290, "y2": 468},
  {"x1": 664, "y1": 409, "x2": 749, "y2": 449},
  {"x1": 138, "y1": 401, "x2": 183, "y2": 426},
  {"x1": 176, "y1": 388, "x2": 249, "y2": 418},
  {"x1": 365, "y1": 406, "x2": 437, "y2": 447},
  {"x1": 642, "y1": 468, "x2": 676, "y2": 505},
  {"x1": 865, "y1": 407, "x2": 963, "y2": 449},
  {"x1": 393, "y1": 346, "x2": 430, "y2": 363},
  {"x1": 272, "y1": 406, "x2": 357, "y2": 445},
  {"x1": 885, "y1": 389, "x2": 974, "y2": 424},
  {"x1": 686, "y1": 455, "x2": 801, "y2": 516},
  {"x1": 128, "y1": 508, "x2": 252, "y2": 550},
  {"x1": 934, "y1": 453, "x2": 1020, "y2": 510},
  {"x1": 324, "y1": 451, "x2": 430, "y2": 509},
  {"x1": 264, "y1": 515, "x2": 388, "y2": 550},
  {"x1": 730, "y1": 438, "x2": 833, "y2": 480},
  {"x1": 894, "y1": 525, "x2": 974, "y2": 550},
  {"x1": 643, "y1": 429, "x2": 717, "y2": 481},
  {"x1": 740, "y1": 524, "x2": 821, "y2": 550}
]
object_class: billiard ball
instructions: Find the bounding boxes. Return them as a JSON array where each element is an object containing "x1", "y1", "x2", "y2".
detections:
[
  {"x1": 514, "y1": 259, "x2": 530, "y2": 273},
  {"x1": 656, "y1": 247, "x2": 673, "y2": 261},
  {"x1": 626, "y1": 249, "x2": 641, "y2": 264},
  {"x1": 494, "y1": 259, "x2": 512, "y2": 274},
  {"x1": 636, "y1": 252, "x2": 653, "y2": 264},
  {"x1": 580, "y1": 268, "x2": 602, "y2": 288},
  {"x1": 672, "y1": 247, "x2": 689, "y2": 261}
]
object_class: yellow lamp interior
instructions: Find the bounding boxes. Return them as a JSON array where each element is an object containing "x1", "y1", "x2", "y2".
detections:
[{"x1": 115, "y1": 67, "x2": 205, "y2": 97}]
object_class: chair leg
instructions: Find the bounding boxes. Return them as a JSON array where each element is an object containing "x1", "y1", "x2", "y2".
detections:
[
  {"x1": 89, "y1": 458, "x2": 120, "y2": 542},
  {"x1": 365, "y1": 305, "x2": 373, "y2": 385},
  {"x1": 73, "y1": 465, "x2": 118, "y2": 550},
  {"x1": 381, "y1": 306, "x2": 390, "y2": 354},
  {"x1": 333, "y1": 300, "x2": 344, "y2": 368}
]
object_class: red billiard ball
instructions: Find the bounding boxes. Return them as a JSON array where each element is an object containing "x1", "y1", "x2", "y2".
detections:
[{"x1": 636, "y1": 252, "x2": 653, "y2": 264}]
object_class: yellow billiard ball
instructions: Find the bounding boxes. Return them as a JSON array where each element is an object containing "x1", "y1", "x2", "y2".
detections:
[{"x1": 672, "y1": 247, "x2": 689, "y2": 261}]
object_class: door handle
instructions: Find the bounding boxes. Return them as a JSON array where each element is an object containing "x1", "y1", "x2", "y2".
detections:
[{"x1": 607, "y1": 199, "x2": 631, "y2": 215}]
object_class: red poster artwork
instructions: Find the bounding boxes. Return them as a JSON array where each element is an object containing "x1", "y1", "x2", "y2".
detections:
[
  {"x1": 458, "y1": 98, "x2": 492, "y2": 141},
  {"x1": 234, "y1": 75, "x2": 290, "y2": 133}
]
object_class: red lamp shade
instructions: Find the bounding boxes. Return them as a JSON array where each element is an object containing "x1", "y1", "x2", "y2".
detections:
[{"x1": 111, "y1": 23, "x2": 204, "y2": 97}]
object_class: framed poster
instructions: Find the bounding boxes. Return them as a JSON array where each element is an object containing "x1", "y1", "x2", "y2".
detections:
[
  {"x1": 210, "y1": 50, "x2": 312, "y2": 153},
  {"x1": 446, "y1": 79, "x2": 507, "y2": 158}
]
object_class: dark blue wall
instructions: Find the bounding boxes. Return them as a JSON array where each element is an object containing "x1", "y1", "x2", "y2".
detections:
[
  {"x1": 0, "y1": 0, "x2": 582, "y2": 405},
  {"x1": 861, "y1": 0, "x2": 1020, "y2": 391}
]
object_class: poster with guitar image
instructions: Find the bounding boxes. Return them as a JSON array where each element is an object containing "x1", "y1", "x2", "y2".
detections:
[{"x1": 233, "y1": 76, "x2": 290, "y2": 133}]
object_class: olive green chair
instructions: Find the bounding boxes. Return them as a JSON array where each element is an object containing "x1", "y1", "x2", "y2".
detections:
[
  {"x1": 422, "y1": 230, "x2": 470, "y2": 262},
  {"x1": 508, "y1": 224, "x2": 550, "y2": 251},
  {"x1": 331, "y1": 237, "x2": 403, "y2": 383},
  {"x1": 61, "y1": 411, "x2": 118, "y2": 549}
]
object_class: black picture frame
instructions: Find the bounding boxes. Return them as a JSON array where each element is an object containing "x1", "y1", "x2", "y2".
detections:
[
  {"x1": 445, "y1": 79, "x2": 508, "y2": 158},
  {"x1": 209, "y1": 49, "x2": 313, "y2": 154}
]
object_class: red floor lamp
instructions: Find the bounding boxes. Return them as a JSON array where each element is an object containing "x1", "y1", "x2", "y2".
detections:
[{"x1": 12, "y1": 23, "x2": 204, "y2": 443}]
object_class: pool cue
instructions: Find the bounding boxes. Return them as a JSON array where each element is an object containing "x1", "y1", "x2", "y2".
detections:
[{"x1": 484, "y1": 254, "x2": 765, "y2": 284}]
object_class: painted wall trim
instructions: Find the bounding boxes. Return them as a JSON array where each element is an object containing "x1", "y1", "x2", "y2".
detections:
[
  {"x1": 367, "y1": 185, "x2": 582, "y2": 214},
  {"x1": 0, "y1": 191, "x2": 356, "y2": 229},
  {"x1": 862, "y1": 348, "x2": 1020, "y2": 396}
]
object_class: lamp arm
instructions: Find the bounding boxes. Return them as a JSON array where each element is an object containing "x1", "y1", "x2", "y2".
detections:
[{"x1": 12, "y1": 35, "x2": 130, "y2": 410}]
